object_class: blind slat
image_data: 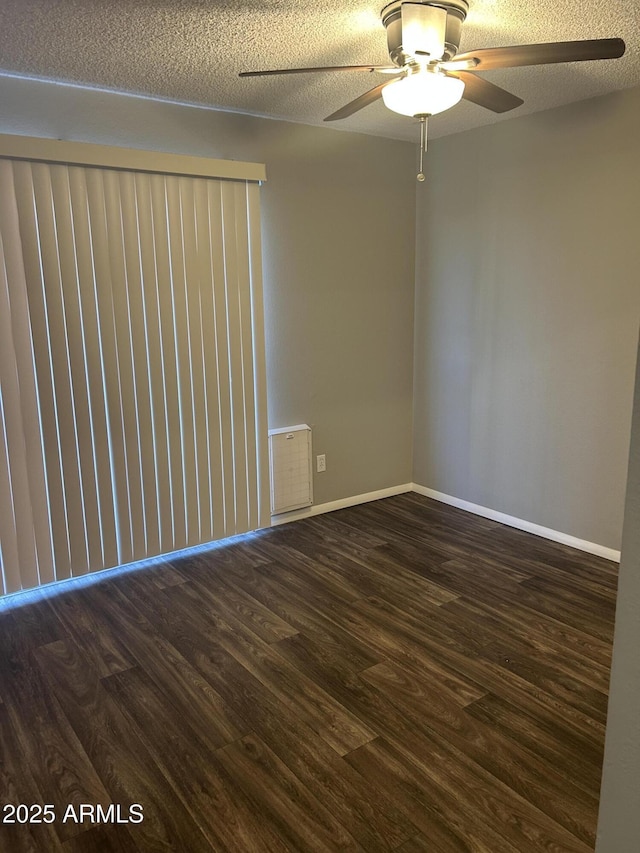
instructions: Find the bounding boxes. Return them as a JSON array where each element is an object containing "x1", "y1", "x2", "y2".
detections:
[
  {"x1": 118, "y1": 171, "x2": 161, "y2": 558},
  {"x1": 194, "y1": 180, "x2": 223, "y2": 542},
  {"x1": 13, "y1": 162, "x2": 73, "y2": 579},
  {"x1": 85, "y1": 168, "x2": 129, "y2": 565},
  {"x1": 102, "y1": 170, "x2": 147, "y2": 563},
  {"x1": 134, "y1": 173, "x2": 174, "y2": 555},
  {"x1": 68, "y1": 167, "x2": 120, "y2": 570},
  {"x1": 0, "y1": 161, "x2": 55, "y2": 589},
  {"x1": 180, "y1": 177, "x2": 209, "y2": 543},
  {"x1": 165, "y1": 176, "x2": 199, "y2": 550},
  {"x1": 208, "y1": 181, "x2": 236, "y2": 538},
  {"x1": 49, "y1": 165, "x2": 103, "y2": 574},
  {"x1": 221, "y1": 182, "x2": 250, "y2": 533},
  {"x1": 234, "y1": 181, "x2": 260, "y2": 531},
  {"x1": 32, "y1": 163, "x2": 91, "y2": 575},
  {"x1": 247, "y1": 183, "x2": 271, "y2": 530},
  {"x1": 150, "y1": 175, "x2": 185, "y2": 551},
  {"x1": 0, "y1": 247, "x2": 38, "y2": 593}
]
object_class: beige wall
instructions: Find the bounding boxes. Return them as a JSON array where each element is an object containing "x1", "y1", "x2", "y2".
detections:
[
  {"x1": 597, "y1": 332, "x2": 640, "y2": 850},
  {"x1": 413, "y1": 86, "x2": 640, "y2": 550},
  {"x1": 0, "y1": 74, "x2": 417, "y2": 507}
]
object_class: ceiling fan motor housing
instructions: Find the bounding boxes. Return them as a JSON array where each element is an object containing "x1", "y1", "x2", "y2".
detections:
[{"x1": 381, "y1": 0, "x2": 469, "y2": 65}]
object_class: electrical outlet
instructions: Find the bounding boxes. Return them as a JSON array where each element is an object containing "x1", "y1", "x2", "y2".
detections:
[{"x1": 316, "y1": 454, "x2": 326, "y2": 473}]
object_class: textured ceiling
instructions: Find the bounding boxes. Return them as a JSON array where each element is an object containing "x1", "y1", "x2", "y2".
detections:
[{"x1": 0, "y1": 0, "x2": 638, "y2": 141}]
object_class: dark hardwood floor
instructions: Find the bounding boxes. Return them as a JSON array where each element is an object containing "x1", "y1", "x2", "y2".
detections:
[{"x1": 0, "y1": 493, "x2": 617, "y2": 852}]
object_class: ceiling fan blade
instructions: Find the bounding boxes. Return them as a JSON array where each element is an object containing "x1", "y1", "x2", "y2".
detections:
[
  {"x1": 454, "y1": 38, "x2": 625, "y2": 70},
  {"x1": 239, "y1": 64, "x2": 398, "y2": 78},
  {"x1": 449, "y1": 71, "x2": 524, "y2": 113},
  {"x1": 324, "y1": 78, "x2": 403, "y2": 121}
]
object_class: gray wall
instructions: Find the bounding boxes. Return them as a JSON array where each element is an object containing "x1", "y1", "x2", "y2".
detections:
[
  {"x1": 0, "y1": 74, "x2": 417, "y2": 507},
  {"x1": 413, "y1": 86, "x2": 640, "y2": 550},
  {"x1": 596, "y1": 333, "x2": 640, "y2": 850}
]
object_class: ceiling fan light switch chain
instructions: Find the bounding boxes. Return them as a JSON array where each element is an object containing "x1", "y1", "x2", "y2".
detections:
[{"x1": 417, "y1": 115, "x2": 428, "y2": 182}]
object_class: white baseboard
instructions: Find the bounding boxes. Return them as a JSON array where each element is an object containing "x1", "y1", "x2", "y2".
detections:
[
  {"x1": 271, "y1": 480, "x2": 621, "y2": 563},
  {"x1": 270, "y1": 483, "x2": 413, "y2": 526},
  {"x1": 411, "y1": 484, "x2": 621, "y2": 563}
]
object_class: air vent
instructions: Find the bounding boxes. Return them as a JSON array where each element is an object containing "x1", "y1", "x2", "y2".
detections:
[{"x1": 268, "y1": 425, "x2": 313, "y2": 515}]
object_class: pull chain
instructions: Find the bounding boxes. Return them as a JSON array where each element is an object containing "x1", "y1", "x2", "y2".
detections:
[{"x1": 417, "y1": 115, "x2": 428, "y2": 182}]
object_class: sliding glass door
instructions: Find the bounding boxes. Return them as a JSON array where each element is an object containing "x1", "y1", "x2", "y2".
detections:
[{"x1": 0, "y1": 146, "x2": 269, "y2": 595}]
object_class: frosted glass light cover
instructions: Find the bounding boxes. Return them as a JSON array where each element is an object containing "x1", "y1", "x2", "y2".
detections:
[
  {"x1": 401, "y1": 3, "x2": 447, "y2": 61},
  {"x1": 381, "y1": 70, "x2": 465, "y2": 117}
]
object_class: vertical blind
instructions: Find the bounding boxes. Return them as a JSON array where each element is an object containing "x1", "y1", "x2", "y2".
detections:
[{"x1": 0, "y1": 150, "x2": 269, "y2": 596}]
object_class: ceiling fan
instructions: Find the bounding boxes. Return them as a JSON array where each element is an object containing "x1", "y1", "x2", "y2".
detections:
[{"x1": 240, "y1": 0, "x2": 625, "y2": 180}]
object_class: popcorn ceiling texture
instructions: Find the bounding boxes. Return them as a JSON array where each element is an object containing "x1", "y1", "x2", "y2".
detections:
[{"x1": 0, "y1": 0, "x2": 637, "y2": 140}]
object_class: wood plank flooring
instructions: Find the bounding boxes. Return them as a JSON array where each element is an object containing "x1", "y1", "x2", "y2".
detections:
[{"x1": 0, "y1": 493, "x2": 618, "y2": 851}]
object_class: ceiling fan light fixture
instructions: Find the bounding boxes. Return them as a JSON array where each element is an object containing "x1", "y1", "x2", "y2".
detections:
[
  {"x1": 401, "y1": 2, "x2": 447, "y2": 61},
  {"x1": 381, "y1": 68, "x2": 465, "y2": 116}
]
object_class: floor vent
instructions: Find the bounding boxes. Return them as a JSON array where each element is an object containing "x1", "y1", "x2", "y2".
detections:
[{"x1": 268, "y1": 425, "x2": 313, "y2": 515}]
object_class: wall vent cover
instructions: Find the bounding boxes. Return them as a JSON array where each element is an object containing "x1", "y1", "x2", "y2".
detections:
[{"x1": 268, "y1": 425, "x2": 312, "y2": 515}]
